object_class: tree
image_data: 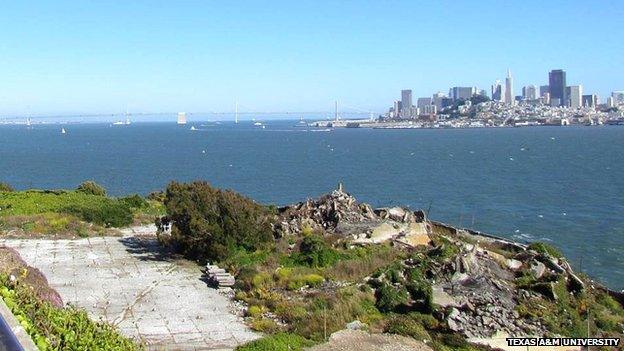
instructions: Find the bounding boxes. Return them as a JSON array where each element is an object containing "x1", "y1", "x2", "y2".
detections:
[
  {"x1": 76, "y1": 181, "x2": 107, "y2": 196},
  {"x1": 161, "y1": 181, "x2": 274, "y2": 262},
  {"x1": 0, "y1": 182, "x2": 14, "y2": 192}
]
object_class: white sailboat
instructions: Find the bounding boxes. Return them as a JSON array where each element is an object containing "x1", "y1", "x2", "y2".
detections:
[
  {"x1": 190, "y1": 126, "x2": 197, "y2": 131},
  {"x1": 61, "y1": 128, "x2": 66, "y2": 134}
]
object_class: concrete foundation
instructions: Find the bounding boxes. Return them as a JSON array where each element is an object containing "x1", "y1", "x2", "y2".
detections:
[{"x1": 0, "y1": 231, "x2": 259, "y2": 350}]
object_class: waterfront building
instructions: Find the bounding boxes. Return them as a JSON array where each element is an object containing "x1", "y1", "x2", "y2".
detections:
[
  {"x1": 450, "y1": 87, "x2": 475, "y2": 101},
  {"x1": 549, "y1": 69, "x2": 567, "y2": 107},
  {"x1": 582, "y1": 94, "x2": 598, "y2": 108},
  {"x1": 522, "y1": 85, "x2": 537, "y2": 100},
  {"x1": 504, "y1": 69, "x2": 514, "y2": 105},
  {"x1": 566, "y1": 85, "x2": 582, "y2": 109},
  {"x1": 177, "y1": 112, "x2": 187, "y2": 125},
  {"x1": 401, "y1": 90, "x2": 413, "y2": 117},
  {"x1": 491, "y1": 80, "x2": 502, "y2": 101}
]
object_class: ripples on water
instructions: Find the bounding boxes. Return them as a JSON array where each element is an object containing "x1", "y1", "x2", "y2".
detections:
[{"x1": 1, "y1": 121, "x2": 623, "y2": 289}]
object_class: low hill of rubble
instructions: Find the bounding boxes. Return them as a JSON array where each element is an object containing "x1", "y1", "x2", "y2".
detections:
[{"x1": 270, "y1": 185, "x2": 623, "y2": 349}]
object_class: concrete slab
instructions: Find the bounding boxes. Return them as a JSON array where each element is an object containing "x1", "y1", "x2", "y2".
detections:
[{"x1": 0, "y1": 233, "x2": 259, "y2": 350}]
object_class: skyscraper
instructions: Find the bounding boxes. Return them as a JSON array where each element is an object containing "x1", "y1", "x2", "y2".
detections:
[
  {"x1": 504, "y1": 69, "x2": 514, "y2": 105},
  {"x1": 582, "y1": 94, "x2": 598, "y2": 109},
  {"x1": 491, "y1": 80, "x2": 502, "y2": 101},
  {"x1": 549, "y1": 69, "x2": 566, "y2": 107},
  {"x1": 522, "y1": 85, "x2": 537, "y2": 100},
  {"x1": 566, "y1": 85, "x2": 582, "y2": 109},
  {"x1": 450, "y1": 87, "x2": 475, "y2": 101},
  {"x1": 401, "y1": 90, "x2": 412, "y2": 117}
]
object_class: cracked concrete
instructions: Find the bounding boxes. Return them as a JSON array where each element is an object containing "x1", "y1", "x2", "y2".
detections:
[{"x1": 0, "y1": 227, "x2": 259, "y2": 350}]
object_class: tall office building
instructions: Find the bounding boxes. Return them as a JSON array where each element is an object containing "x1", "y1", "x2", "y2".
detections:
[
  {"x1": 491, "y1": 80, "x2": 502, "y2": 101},
  {"x1": 566, "y1": 85, "x2": 582, "y2": 109},
  {"x1": 450, "y1": 87, "x2": 475, "y2": 101},
  {"x1": 549, "y1": 69, "x2": 567, "y2": 107},
  {"x1": 504, "y1": 69, "x2": 514, "y2": 105},
  {"x1": 400, "y1": 90, "x2": 412, "y2": 117},
  {"x1": 417, "y1": 97, "x2": 434, "y2": 116},
  {"x1": 539, "y1": 85, "x2": 549, "y2": 97},
  {"x1": 522, "y1": 85, "x2": 537, "y2": 100},
  {"x1": 582, "y1": 94, "x2": 598, "y2": 108},
  {"x1": 432, "y1": 92, "x2": 446, "y2": 111},
  {"x1": 612, "y1": 91, "x2": 624, "y2": 105}
]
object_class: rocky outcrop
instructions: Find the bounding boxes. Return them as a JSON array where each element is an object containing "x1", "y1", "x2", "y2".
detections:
[
  {"x1": 273, "y1": 185, "x2": 378, "y2": 237},
  {"x1": 273, "y1": 185, "x2": 430, "y2": 247}
]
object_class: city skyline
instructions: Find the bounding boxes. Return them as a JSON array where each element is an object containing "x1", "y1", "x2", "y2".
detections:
[{"x1": 0, "y1": 1, "x2": 623, "y2": 117}]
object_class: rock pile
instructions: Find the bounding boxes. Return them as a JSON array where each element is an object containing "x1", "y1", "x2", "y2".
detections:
[
  {"x1": 273, "y1": 184, "x2": 423, "y2": 238},
  {"x1": 205, "y1": 264, "x2": 235, "y2": 288},
  {"x1": 273, "y1": 184, "x2": 378, "y2": 236}
]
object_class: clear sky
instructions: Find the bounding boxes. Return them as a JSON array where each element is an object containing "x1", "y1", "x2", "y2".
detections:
[{"x1": 0, "y1": 1, "x2": 622, "y2": 117}]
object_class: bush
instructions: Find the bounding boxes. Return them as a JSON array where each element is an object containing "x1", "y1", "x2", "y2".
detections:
[
  {"x1": 528, "y1": 242, "x2": 563, "y2": 258},
  {"x1": 236, "y1": 333, "x2": 314, "y2": 351},
  {"x1": 296, "y1": 235, "x2": 341, "y2": 268},
  {"x1": 62, "y1": 199, "x2": 133, "y2": 228},
  {"x1": 120, "y1": 194, "x2": 148, "y2": 208},
  {"x1": 385, "y1": 314, "x2": 431, "y2": 341},
  {"x1": 162, "y1": 181, "x2": 274, "y2": 262},
  {"x1": 250, "y1": 318, "x2": 281, "y2": 333},
  {"x1": 375, "y1": 283, "x2": 409, "y2": 313},
  {"x1": 76, "y1": 181, "x2": 107, "y2": 196},
  {"x1": 0, "y1": 182, "x2": 14, "y2": 192},
  {"x1": 286, "y1": 274, "x2": 324, "y2": 290}
]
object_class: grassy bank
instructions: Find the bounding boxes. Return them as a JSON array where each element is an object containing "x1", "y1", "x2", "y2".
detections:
[{"x1": 0, "y1": 182, "x2": 164, "y2": 236}]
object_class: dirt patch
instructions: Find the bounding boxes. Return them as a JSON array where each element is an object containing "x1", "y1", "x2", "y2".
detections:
[{"x1": 308, "y1": 329, "x2": 433, "y2": 351}]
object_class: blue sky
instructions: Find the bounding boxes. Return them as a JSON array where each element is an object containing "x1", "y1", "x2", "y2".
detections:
[{"x1": 0, "y1": 1, "x2": 622, "y2": 117}]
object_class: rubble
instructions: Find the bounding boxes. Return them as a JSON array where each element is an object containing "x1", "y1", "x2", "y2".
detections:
[{"x1": 205, "y1": 264, "x2": 235, "y2": 287}]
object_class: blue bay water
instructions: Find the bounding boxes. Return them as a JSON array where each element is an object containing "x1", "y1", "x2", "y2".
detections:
[{"x1": 1, "y1": 121, "x2": 623, "y2": 290}]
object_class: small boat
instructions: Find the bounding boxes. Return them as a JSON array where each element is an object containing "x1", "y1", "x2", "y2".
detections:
[
  {"x1": 112, "y1": 121, "x2": 124, "y2": 125},
  {"x1": 61, "y1": 128, "x2": 66, "y2": 134},
  {"x1": 254, "y1": 122, "x2": 263, "y2": 126},
  {"x1": 190, "y1": 126, "x2": 197, "y2": 131}
]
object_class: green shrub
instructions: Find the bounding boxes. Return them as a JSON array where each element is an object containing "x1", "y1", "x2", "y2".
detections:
[
  {"x1": 62, "y1": 199, "x2": 133, "y2": 227},
  {"x1": 76, "y1": 181, "x2": 107, "y2": 196},
  {"x1": 385, "y1": 314, "x2": 431, "y2": 341},
  {"x1": 120, "y1": 194, "x2": 148, "y2": 208},
  {"x1": 296, "y1": 235, "x2": 341, "y2": 268},
  {"x1": 286, "y1": 274, "x2": 324, "y2": 290},
  {"x1": 0, "y1": 182, "x2": 14, "y2": 192},
  {"x1": 528, "y1": 242, "x2": 563, "y2": 259},
  {"x1": 236, "y1": 333, "x2": 314, "y2": 351},
  {"x1": 247, "y1": 305, "x2": 264, "y2": 318},
  {"x1": 252, "y1": 272, "x2": 274, "y2": 289},
  {"x1": 162, "y1": 181, "x2": 274, "y2": 262},
  {"x1": 375, "y1": 283, "x2": 409, "y2": 313},
  {"x1": 250, "y1": 318, "x2": 281, "y2": 333}
]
